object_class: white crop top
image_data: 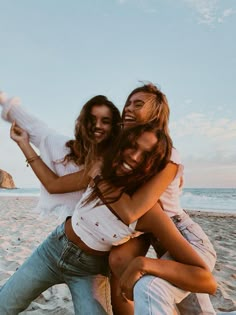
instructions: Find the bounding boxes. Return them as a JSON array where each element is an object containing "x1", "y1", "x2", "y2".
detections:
[
  {"x1": 159, "y1": 148, "x2": 184, "y2": 217},
  {"x1": 71, "y1": 187, "x2": 142, "y2": 251}
]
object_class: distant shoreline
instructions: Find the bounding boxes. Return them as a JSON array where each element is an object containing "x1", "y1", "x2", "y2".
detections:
[
  {"x1": 187, "y1": 209, "x2": 236, "y2": 218},
  {"x1": 0, "y1": 195, "x2": 235, "y2": 217}
]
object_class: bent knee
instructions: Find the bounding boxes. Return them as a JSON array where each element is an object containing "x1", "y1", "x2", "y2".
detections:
[{"x1": 109, "y1": 250, "x2": 128, "y2": 274}]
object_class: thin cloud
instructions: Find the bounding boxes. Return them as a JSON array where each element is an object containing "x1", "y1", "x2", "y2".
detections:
[
  {"x1": 171, "y1": 113, "x2": 236, "y2": 141},
  {"x1": 218, "y1": 8, "x2": 236, "y2": 23},
  {"x1": 116, "y1": 0, "x2": 235, "y2": 22},
  {"x1": 183, "y1": 0, "x2": 218, "y2": 25},
  {"x1": 184, "y1": 152, "x2": 236, "y2": 167},
  {"x1": 183, "y1": 0, "x2": 235, "y2": 25}
]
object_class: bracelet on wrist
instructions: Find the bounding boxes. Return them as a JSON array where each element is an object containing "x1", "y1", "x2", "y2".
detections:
[{"x1": 26, "y1": 155, "x2": 40, "y2": 167}]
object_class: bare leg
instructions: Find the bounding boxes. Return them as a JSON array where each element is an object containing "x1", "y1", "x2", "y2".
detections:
[{"x1": 109, "y1": 235, "x2": 150, "y2": 315}]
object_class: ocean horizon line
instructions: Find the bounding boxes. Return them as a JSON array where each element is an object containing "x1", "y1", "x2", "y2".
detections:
[{"x1": 1, "y1": 187, "x2": 235, "y2": 214}]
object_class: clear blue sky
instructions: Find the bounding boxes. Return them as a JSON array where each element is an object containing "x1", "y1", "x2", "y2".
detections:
[{"x1": 0, "y1": 0, "x2": 235, "y2": 188}]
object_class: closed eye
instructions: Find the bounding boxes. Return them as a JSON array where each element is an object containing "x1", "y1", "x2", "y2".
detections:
[{"x1": 134, "y1": 101, "x2": 144, "y2": 109}]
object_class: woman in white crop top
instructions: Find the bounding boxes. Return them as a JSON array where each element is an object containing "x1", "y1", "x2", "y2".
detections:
[{"x1": 1, "y1": 121, "x2": 217, "y2": 315}]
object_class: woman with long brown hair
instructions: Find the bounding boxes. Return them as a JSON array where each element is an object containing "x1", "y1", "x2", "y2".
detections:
[{"x1": 0, "y1": 91, "x2": 121, "y2": 314}]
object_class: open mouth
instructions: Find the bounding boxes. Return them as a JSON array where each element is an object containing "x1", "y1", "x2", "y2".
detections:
[
  {"x1": 122, "y1": 162, "x2": 133, "y2": 171},
  {"x1": 94, "y1": 130, "x2": 104, "y2": 137},
  {"x1": 123, "y1": 115, "x2": 136, "y2": 123},
  {"x1": 116, "y1": 160, "x2": 136, "y2": 176}
]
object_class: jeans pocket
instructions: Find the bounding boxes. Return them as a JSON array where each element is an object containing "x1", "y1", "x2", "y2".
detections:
[
  {"x1": 181, "y1": 223, "x2": 207, "y2": 243},
  {"x1": 181, "y1": 223, "x2": 216, "y2": 268}
]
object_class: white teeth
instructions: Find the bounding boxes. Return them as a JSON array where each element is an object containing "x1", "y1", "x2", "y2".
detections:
[
  {"x1": 94, "y1": 131, "x2": 103, "y2": 135},
  {"x1": 124, "y1": 115, "x2": 135, "y2": 121},
  {"x1": 123, "y1": 162, "x2": 132, "y2": 171}
]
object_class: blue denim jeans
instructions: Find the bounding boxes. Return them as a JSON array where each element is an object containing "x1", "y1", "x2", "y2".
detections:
[
  {"x1": 0, "y1": 221, "x2": 112, "y2": 315},
  {"x1": 134, "y1": 211, "x2": 217, "y2": 315}
]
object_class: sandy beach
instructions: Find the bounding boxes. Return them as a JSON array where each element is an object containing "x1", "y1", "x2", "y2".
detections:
[{"x1": 0, "y1": 196, "x2": 235, "y2": 314}]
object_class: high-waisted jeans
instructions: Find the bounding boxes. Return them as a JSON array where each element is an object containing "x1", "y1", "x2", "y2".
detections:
[
  {"x1": 134, "y1": 211, "x2": 217, "y2": 315},
  {"x1": 0, "y1": 221, "x2": 112, "y2": 315}
]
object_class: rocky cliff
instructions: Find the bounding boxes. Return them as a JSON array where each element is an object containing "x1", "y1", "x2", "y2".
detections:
[{"x1": 0, "y1": 169, "x2": 16, "y2": 189}]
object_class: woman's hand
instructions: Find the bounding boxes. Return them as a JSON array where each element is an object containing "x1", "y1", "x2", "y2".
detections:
[
  {"x1": 87, "y1": 158, "x2": 103, "y2": 180},
  {"x1": 10, "y1": 121, "x2": 29, "y2": 145}
]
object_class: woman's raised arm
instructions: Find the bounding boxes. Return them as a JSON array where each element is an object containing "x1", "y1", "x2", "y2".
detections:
[
  {"x1": 105, "y1": 162, "x2": 178, "y2": 224},
  {"x1": 10, "y1": 123, "x2": 89, "y2": 193}
]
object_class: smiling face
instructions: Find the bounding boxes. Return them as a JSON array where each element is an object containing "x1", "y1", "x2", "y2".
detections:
[
  {"x1": 89, "y1": 104, "x2": 113, "y2": 143},
  {"x1": 121, "y1": 85, "x2": 170, "y2": 134},
  {"x1": 115, "y1": 131, "x2": 158, "y2": 176},
  {"x1": 122, "y1": 92, "x2": 154, "y2": 127}
]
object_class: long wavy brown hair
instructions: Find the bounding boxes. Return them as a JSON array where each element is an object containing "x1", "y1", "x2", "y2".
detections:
[
  {"x1": 86, "y1": 123, "x2": 173, "y2": 205},
  {"x1": 64, "y1": 95, "x2": 121, "y2": 170}
]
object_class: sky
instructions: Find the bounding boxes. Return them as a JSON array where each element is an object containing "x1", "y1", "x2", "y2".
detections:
[{"x1": 0, "y1": 0, "x2": 235, "y2": 188}]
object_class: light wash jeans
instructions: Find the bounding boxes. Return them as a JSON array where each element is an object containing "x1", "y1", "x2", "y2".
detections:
[
  {"x1": 134, "y1": 211, "x2": 217, "y2": 315},
  {"x1": 0, "y1": 221, "x2": 112, "y2": 315}
]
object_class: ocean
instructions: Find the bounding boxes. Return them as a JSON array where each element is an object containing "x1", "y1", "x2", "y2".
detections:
[{"x1": 0, "y1": 187, "x2": 235, "y2": 214}]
